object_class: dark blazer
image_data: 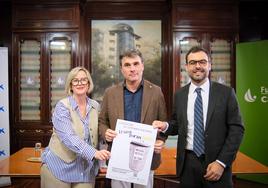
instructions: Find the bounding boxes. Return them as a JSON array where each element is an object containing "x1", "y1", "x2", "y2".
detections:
[
  {"x1": 99, "y1": 79, "x2": 167, "y2": 170},
  {"x1": 166, "y1": 81, "x2": 244, "y2": 179}
]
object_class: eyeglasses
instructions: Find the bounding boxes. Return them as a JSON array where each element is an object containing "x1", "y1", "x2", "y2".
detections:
[
  {"x1": 187, "y1": 59, "x2": 208, "y2": 66},
  {"x1": 71, "y1": 77, "x2": 89, "y2": 86}
]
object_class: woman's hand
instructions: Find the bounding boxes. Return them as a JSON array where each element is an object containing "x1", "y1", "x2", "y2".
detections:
[{"x1": 94, "y1": 150, "x2": 111, "y2": 160}]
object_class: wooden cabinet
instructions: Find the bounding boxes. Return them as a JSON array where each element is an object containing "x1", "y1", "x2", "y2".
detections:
[
  {"x1": 171, "y1": 0, "x2": 238, "y2": 90},
  {"x1": 173, "y1": 32, "x2": 237, "y2": 89},
  {"x1": 12, "y1": 32, "x2": 78, "y2": 150},
  {"x1": 11, "y1": 0, "x2": 81, "y2": 152},
  {"x1": 12, "y1": 0, "x2": 80, "y2": 30}
]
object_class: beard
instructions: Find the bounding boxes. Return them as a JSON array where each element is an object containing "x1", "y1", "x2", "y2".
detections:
[{"x1": 189, "y1": 69, "x2": 208, "y2": 84}]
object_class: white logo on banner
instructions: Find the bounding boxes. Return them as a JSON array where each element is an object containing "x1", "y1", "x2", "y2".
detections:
[
  {"x1": 244, "y1": 89, "x2": 257, "y2": 102},
  {"x1": 260, "y1": 86, "x2": 268, "y2": 103},
  {"x1": 244, "y1": 87, "x2": 268, "y2": 103}
]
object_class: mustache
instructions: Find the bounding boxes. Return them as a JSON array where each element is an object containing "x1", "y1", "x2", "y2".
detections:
[{"x1": 193, "y1": 68, "x2": 204, "y2": 72}]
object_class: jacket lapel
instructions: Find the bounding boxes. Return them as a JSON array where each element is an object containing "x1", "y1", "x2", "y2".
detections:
[
  {"x1": 182, "y1": 84, "x2": 190, "y2": 131},
  {"x1": 205, "y1": 81, "x2": 216, "y2": 131},
  {"x1": 141, "y1": 81, "x2": 151, "y2": 123},
  {"x1": 115, "y1": 83, "x2": 124, "y2": 120}
]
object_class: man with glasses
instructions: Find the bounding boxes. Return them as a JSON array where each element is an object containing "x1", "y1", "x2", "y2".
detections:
[
  {"x1": 99, "y1": 49, "x2": 167, "y2": 188},
  {"x1": 153, "y1": 46, "x2": 244, "y2": 188}
]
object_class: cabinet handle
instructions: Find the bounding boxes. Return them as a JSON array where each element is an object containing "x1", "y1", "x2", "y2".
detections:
[{"x1": 19, "y1": 130, "x2": 25, "y2": 133}]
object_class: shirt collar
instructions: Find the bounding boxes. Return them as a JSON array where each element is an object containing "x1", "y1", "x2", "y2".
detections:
[
  {"x1": 123, "y1": 79, "x2": 144, "y2": 91},
  {"x1": 68, "y1": 95, "x2": 93, "y2": 111},
  {"x1": 189, "y1": 79, "x2": 210, "y2": 94}
]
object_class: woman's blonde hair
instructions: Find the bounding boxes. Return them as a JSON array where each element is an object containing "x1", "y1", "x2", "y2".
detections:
[{"x1": 65, "y1": 67, "x2": 94, "y2": 95}]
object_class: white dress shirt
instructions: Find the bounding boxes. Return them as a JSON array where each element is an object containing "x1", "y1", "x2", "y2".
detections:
[{"x1": 186, "y1": 79, "x2": 210, "y2": 150}]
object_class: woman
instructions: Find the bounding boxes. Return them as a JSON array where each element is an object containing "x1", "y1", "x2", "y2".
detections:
[{"x1": 41, "y1": 67, "x2": 110, "y2": 188}]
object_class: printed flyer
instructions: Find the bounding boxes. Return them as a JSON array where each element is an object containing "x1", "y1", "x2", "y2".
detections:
[{"x1": 106, "y1": 119, "x2": 157, "y2": 185}]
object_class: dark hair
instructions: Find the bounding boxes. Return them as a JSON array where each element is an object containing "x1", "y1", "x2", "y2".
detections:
[
  {"x1": 185, "y1": 46, "x2": 211, "y2": 64},
  {"x1": 119, "y1": 49, "x2": 144, "y2": 66}
]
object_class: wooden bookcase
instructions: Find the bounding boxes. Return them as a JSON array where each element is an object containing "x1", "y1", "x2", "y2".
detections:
[{"x1": 11, "y1": 0, "x2": 81, "y2": 152}]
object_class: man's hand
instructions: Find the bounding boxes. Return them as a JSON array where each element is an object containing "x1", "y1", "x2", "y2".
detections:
[
  {"x1": 94, "y1": 150, "x2": 111, "y2": 160},
  {"x1": 154, "y1": 139, "x2": 165, "y2": 153},
  {"x1": 105, "y1": 129, "x2": 117, "y2": 142},
  {"x1": 152, "y1": 120, "x2": 167, "y2": 132},
  {"x1": 204, "y1": 161, "x2": 224, "y2": 181}
]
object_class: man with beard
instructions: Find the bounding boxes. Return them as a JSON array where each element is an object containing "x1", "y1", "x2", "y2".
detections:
[{"x1": 153, "y1": 46, "x2": 244, "y2": 188}]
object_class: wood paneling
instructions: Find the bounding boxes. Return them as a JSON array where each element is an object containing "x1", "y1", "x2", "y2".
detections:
[
  {"x1": 172, "y1": 5, "x2": 238, "y2": 30},
  {"x1": 86, "y1": 2, "x2": 169, "y2": 19},
  {"x1": 172, "y1": 0, "x2": 238, "y2": 32},
  {"x1": 12, "y1": 4, "x2": 80, "y2": 29}
]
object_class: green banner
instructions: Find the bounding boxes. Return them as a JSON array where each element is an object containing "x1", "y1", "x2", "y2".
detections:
[{"x1": 236, "y1": 40, "x2": 268, "y2": 184}]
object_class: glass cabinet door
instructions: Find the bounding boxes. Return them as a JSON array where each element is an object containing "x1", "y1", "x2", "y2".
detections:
[
  {"x1": 179, "y1": 38, "x2": 201, "y2": 87},
  {"x1": 14, "y1": 32, "x2": 77, "y2": 123},
  {"x1": 49, "y1": 36, "x2": 72, "y2": 114},
  {"x1": 174, "y1": 32, "x2": 203, "y2": 90},
  {"x1": 19, "y1": 39, "x2": 41, "y2": 120},
  {"x1": 174, "y1": 32, "x2": 236, "y2": 90},
  {"x1": 210, "y1": 38, "x2": 232, "y2": 87},
  {"x1": 12, "y1": 32, "x2": 78, "y2": 151}
]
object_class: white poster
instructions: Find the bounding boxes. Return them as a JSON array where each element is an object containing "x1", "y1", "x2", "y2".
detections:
[
  {"x1": 106, "y1": 119, "x2": 157, "y2": 185},
  {"x1": 0, "y1": 47, "x2": 11, "y2": 186}
]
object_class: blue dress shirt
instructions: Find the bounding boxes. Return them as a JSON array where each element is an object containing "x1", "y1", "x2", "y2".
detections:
[{"x1": 124, "y1": 82, "x2": 143, "y2": 123}]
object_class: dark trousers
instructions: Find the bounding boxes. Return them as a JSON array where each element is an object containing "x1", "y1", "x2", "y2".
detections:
[{"x1": 180, "y1": 150, "x2": 233, "y2": 188}]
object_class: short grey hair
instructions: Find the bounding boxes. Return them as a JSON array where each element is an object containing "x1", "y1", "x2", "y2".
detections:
[{"x1": 65, "y1": 67, "x2": 94, "y2": 95}]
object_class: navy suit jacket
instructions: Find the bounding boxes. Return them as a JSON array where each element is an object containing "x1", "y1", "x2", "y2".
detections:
[{"x1": 166, "y1": 81, "x2": 244, "y2": 178}]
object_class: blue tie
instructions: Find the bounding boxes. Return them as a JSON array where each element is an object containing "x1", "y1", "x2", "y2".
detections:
[{"x1": 193, "y1": 88, "x2": 205, "y2": 157}]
